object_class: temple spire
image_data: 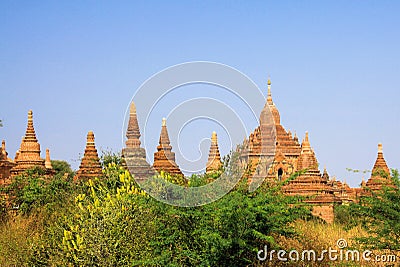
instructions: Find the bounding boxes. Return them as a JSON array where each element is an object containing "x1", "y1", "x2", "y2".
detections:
[
  {"x1": 11, "y1": 110, "x2": 46, "y2": 176},
  {"x1": 1, "y1": 140, "x2": 6, "y2": 158},
  {"x1": 122, "y1": 101, "x2": 155, "y2": 180},
  {"x1": 297, "y1": 131, "x2": 318, "y2": 170},
  {"x1": 74, "y1": 131, "x2": 103, "y2": 182},
  {"x1": 365, "y1": 143, "x2": 391, "y2": 191},
  {"x1": 153, "y1": 118, "x2": 183, "y2": 176},
  {"x1": 267, "y1": 76, "x2": 273, "y2": 105},
  {"x1": 45, "y1": 148, "x2": 52, "y2": 169},
  {"x1": 125, "y1": 101, "x2": 141, "y2": 148},
  {"x1": 25, "y1": 110, "x2": 38, "y2": 142},
  {"x1": 206, "y1": 131, "x2": 222, "y2": 174}
]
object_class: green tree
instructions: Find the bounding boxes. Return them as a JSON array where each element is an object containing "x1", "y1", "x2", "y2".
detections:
[
  {"x1": 51, "y1": 160, "x2": 74, "y2": 177},
  {"x1": 346, "y1": 169, "x2": 400, "y2": 251},
  {"x1": 148, "y1": 177, "x2": 311, "y2": 266}
]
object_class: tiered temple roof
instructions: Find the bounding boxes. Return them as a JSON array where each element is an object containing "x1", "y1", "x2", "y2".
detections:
[
  {"x1": 11, "y1": 110, "x2": 46, "y2": 176},
  {"x1": 206, "y1": 131, "x2": 222, "y2": 174},
  {"x1": 365, "y1": 143, "x2": 391, "y2": 191},
  {"x1": 282, "y1": 132, "x2": 341, "y2": 223},
  {"x1": 74, "y1": 131, "x2": 103, "y2": 182},
  {"x1": 153, "y1": 118, "x2": 183, "y2": 177},
  {"x1": 122, "y1": 101, "x2": 155, "y2": 180},
  {"x1": 241, "y1": 78, "x2": 300, "y2": 182}
]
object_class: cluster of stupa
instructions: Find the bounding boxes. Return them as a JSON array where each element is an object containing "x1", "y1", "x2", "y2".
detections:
[
  {"x1": 0, "y1": 79, "x2": 393, "y2": 223},
  {"x1": 239, "y1": 78, "x2": 393, "y2": 222}
]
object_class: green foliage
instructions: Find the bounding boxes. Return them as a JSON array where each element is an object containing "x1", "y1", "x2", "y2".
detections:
[
  {"x1": 148, "y1": 178, "x2": 312, "y2": 266},
  {"x1": 54, "y1": 168, "x2": 153, "y2": 266},
  {"x1": 6, "y1": 167, "x2": 73, "y2": 215},
  {"x1": 51, "y1": 160, "x2": 74, "y2": 178},
  {"x1": 100, "y1": 149, "x2": 123, "y2": 167},
  {"x1": 345, "y1": 169, "x2": 400, "y2": 251},
  {"x1": 0, "y1": 194, "x2": 7, "y2": 223},
  {"x1": 0, "y1": 119, "x2": 2, "y2": 127}
]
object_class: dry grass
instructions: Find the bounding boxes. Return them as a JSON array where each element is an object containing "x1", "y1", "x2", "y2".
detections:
[
  {"x1": 0, "y1": 212, "x2": 43, "y2": 267},
  {"x1": 268, "y1": 220, "x2": 399, "y2": 267}
]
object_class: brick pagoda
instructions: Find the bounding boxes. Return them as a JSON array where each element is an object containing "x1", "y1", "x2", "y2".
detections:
[
  {"x1": 10, "y1": 110, "x2": 47, "y2": 176},
  {"x1": 206, "y1": 131, "x2": 222, "y2": 174},
  {"x1": 122, "y1": 101, "x2": 155, "y2": 180},
  {"x1": 153, "y1": 118, "x2": 183, "y2": 177},
  {"x1": 74, "y1": 131, "x2": 103, "y2": 181}
]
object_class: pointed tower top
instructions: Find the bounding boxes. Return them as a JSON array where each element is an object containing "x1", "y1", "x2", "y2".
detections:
[
  {"x1": 297, "y1": 131, "x2": 318, "y2": 170},
  {"x1": 45, "y1": 148, "x2": 52, "y2": 169},
  {"x1": 211, "y1": 131, "x2": 217, "y2": 143},
  {"x1": 302, "y1": 131, "x2": 311, "y2": 149},
  {"x1": 159, "y1": 118, "x2": 171, "y2": 148},
  {"x1": 24, "y1": 110, "x2": 38, "y2": 142},
  {"x1": 87, "y1": 131, "x2": 95, "y2": 144},
  {"x1": 125, "y1": 101, "x2": 141, "y2": 148},
  {"x1": 206, "y1": 131, "x2": 222, "y2": 174},
  {"x1": 130, "y1": 101, "x2": 137, "y2": 114},
  {"x1": 267, "y1": 76, "x2": 273, "y2": 105},
  {"x1": 153, "y1": 118, "x2": 182, "y2": 176},
  {"x1": 378, "y1": 143, "x2": 383, "y2": 153},
  {"x1": 369, "y1": 143, "x2": 390, "y2": 179},
  {"x1": 74, "y1": 131, "x2": 102, "y2": 182}
]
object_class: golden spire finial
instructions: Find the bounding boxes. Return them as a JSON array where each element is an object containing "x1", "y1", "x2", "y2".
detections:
[
  {"x1": 211, "y1": 131, "x2": 217, "y2": 143},
  {"x1": 378, "y1": 143, "x2": 383, "y2": 153},
  {"x1": 130, "y1": 101, "x2": 136, "y2": 114},
  {"x1": 87, "y1": 131, "x2": 95, "y2": 144},
  {"x1": 28, "y1": 110, "x2": 33, "y2": 121},
  {"x1": 267, "y1": 75, "x2": 273, "y2": 104},
  {"x1": 162, "y1": 118, "x2": 166, "y2": 127}
]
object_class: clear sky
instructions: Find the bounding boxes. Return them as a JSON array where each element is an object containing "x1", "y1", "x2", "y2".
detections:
[{"x1": 1, "y1": 1, "x2": 399, "y2": 187}]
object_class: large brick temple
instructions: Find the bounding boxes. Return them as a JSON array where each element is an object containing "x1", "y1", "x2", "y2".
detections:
[
  {"x1": 238, "y1": 78, "x2": 393, "y2": 222},
  {"x1": 0, "y1": 79, "x2": 394, "y2": 222}
]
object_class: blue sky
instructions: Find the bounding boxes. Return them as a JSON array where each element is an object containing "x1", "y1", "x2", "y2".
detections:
[{"x1": 0, "y1": 1, "x2": 399, "y2": 187}]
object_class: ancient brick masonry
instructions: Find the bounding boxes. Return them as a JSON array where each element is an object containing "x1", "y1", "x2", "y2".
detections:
[
  {"x1": 365, "y1": 143, "x2": 392, "y2": 191},
  {"x1": 122, "y1": 101, "x2": 155, "y2": 180},
  {"x1": 10, "y1": 110, "x2": 51, "y2": 176},
  {"x1": 282, "y1": 132, "x2": 341, "y2": 223},
  {"x1": 153, "y1": 118, "x2": 183, "y2": 176},
  {"x1": 0, "y1": 140, "x2": 16, "y2": 185},
  {"x1": 74, "y1": 131, "x2": 103, "y2": 181},
  {"x1": 240, "y1": 78, "x2": 300, "y2": 183},
  {"x1": 206, "y1": 131, "x2": 222, "y2": 174},
  {"x1": 239, "y1": 79, "x2": 342, "y2": 222}
]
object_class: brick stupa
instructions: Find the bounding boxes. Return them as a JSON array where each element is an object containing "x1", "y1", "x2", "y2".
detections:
[
  {"x1": 206, "y1": 131, "x2": 222, "y2": 174},
  {"x1": 240, "y1": 78, "x2": 300, "y2": 182},
  {"x1": 11, "y1": 110, "x2": 47, "y2": 176},
  {"x1": 282, "y1": 132, "x2": 341, "y2": 223},
  {"x1": 122, "y1": 101, "x2": 155, "y2": 181},
  {"x1": 153, "y1": 118, "x2": 183, "y2": 177},
  {"x1": 74, "y1": 131, "x2": 103, "y2": 182},
  {"x1": 365, "y1": 143, "x2": 391, "y2": 191},
  {"x1": 0, "y1": 140, "x2": 16, "y2": 185}
]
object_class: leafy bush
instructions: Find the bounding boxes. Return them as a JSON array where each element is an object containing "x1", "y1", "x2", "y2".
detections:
[{"x1": 346, "y1": 169, "x2": 400, "y2": 251}]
